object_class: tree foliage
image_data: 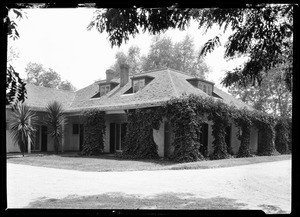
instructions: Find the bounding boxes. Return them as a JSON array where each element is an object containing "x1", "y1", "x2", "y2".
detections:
[
  {"x1": 110, "y1": 45, "x2": 142, "y2": 76},
  {"x1": 5, "y1": 8, "x2": 27, "y2": 107},
  {"x1": 197, "y1": 5, "x2": 293, "y2": 91},
  {"x1": 44, "y1": 101, "x2": 66, "y2": 154},
  {"x1": 8, "y1": 103, "x2": 38, "y2": 156},
  {"x1": 25, "y1": 62, "x2": 76, "y2": 91},
  {"x1": 88, "y1": 5, "x2": 293, "y2": 90},
  {"x1": 109, "y1": 34, "x2": 209, "y2": 79},
  {"x1": 228, "y1": 67, "x2": 292, "y2": 118}
]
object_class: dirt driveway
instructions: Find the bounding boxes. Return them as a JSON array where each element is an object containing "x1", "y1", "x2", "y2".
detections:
[{"x1": 7, "y1": 160, "x2": 291, "y2": 213}]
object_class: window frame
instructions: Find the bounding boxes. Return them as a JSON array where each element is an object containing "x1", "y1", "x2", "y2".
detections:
[{"x1": 100, "y1": 84, "x2": 111, "y2": 96}]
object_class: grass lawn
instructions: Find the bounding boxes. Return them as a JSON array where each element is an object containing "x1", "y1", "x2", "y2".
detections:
[{"x1": 7, "y1": 152, "x2": 291, "y2": 172}]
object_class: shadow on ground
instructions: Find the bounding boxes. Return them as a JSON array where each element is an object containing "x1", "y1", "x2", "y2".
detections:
[{"x1": 26, "y1": 192, "x2": 249, "y2": 210}]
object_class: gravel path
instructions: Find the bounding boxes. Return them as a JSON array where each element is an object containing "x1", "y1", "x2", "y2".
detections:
[{"x1": 7, "y1": 160, "x2": 291, "y2": 213}]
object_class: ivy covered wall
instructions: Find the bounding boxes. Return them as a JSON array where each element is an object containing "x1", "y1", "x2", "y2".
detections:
[
  {"x1": 79, "y1": 94, "x2": 291, "y2": 162},
  {"x1": 81, "y1": 109, "x2": 106, "y2": 155}
]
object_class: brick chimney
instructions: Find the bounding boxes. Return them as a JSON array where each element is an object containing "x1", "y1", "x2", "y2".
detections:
[
  {"x1": 105, "y1": 69, "x2": 115, "y2": 82},
  {"x1": 120, "y1": 64, "x2": 129, "y2": 87}
]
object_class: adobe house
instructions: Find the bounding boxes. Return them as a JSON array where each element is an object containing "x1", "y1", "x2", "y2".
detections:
[{"x1": 6, "y1": 64, "x2": 258, "y2": 157}]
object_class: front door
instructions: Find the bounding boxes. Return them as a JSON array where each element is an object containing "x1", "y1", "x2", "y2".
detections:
[
  {"x1": 41, "y1": 125, "x2": 47, "y2": 152},
  {"x1": 199, "y1": 123, "x2": 208, "y2": 157},
  {"x1": 32, "y1": 126, "x2": 41, "y2": 151},
  {"x1": 110, "y1": 123, "x2": 127, "y2": 153}
]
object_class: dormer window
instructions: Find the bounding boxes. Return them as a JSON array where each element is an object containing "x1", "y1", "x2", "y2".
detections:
[
  {"x1": 187, "y1": 77, "x2": 214, "y2": 96},
  {"x1": 133, "y1": 79, "x2": 145, "y2": 93},
  {"x1": 100, "y1": 85, "x2": 110, "y2": 96},
  {"x1": 131, "y1": 75, "x2": 154, "y2": 93}
]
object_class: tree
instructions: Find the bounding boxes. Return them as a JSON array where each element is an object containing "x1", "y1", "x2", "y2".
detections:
[
  {"x1": 109, "y1": 34, "x2": 209, "y2": 79},
  {"x1": 110, "y1": 45, "x2": 142, "y2": 76},
  {"x1": 9, "y1": 103, "x2": 38, "y2": 156},
  {"x1": 228, "y1": 67, "x2": 292, "y2": 118},
  {"x1": 25, "y1": 62, "x2": 76, "y2": 90},
  {"x1": 44, "y1": 101, "x2": 66, "y2": 154},
  {"x1": 172, "y1": 34, "x2": 209, "y2": 77},
  {"x1": 7, "y1": 46, "x2": 20, "y2": 64},
  {"x1": 25, "y1": 62, "x2": 45, "y2": 85},
  {"x1": 39, "y1": 68, "x2": 61, "y2": 88},
  {"x1": 88, "y1": 5, "x2": 293, "y2": 91},
  {"x1": 142, "y1": 35, "x2": 174, "y2": 70},
  {"x1": 5, "y1": 8, "x2": 27, "y2": 107},
  {"x1": 58, "y1": 80, "x2": 76, "y2": 91},
  {"x1": 141, "y1": 34, "x2": 208, "y2": 78}
]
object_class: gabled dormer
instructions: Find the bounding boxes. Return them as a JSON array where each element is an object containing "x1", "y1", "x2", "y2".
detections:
[
  {"x1": 131, "y1": 75, "x2": 154, "y2": 93},
  {"x1": 186, "y1": 77, "x2": 214, "y2": 96},
  {"x1": 98, "y1": 81, "x2": 119, "y2": 97},
  {"x1": 92, "y1": 69, "x2": 119, "y2": 98}
]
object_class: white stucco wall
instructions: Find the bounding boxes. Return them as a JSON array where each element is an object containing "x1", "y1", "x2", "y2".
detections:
[{"x1": 6, "y1": 130, "x2": 20, "y2": 152}]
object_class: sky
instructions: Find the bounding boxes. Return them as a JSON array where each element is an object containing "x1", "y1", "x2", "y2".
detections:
[{"x1": 8, "y1": 8, "x2": 247, "y2": 91}]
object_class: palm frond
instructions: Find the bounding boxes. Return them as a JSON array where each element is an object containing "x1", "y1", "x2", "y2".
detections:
[
  {"x1": 9, "y1": 103, "x2": 38, "y2": 152},
  {"x1": 43, "y1": 101, "x2": 66, "y2": 153}
]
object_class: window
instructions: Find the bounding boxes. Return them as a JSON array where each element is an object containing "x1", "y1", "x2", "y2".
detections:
[
  {"x1": 203, "y1": 84, "x2": 207, "y2": 94},
  {"x1": 207, "y1": 85, "x2": 211, "y2": 95},
  {"x1": 198, "y1": 82, "x2": 203, "y2": 90},
  {"x1": 73, "y1": 124, "x2": 79, "y2": 135},
  {"x1": 133, "y1": 79, "x2": 145, "y2": 93},
  {"x1": 100, "y1": 85, "x2": 110, "y2": 96},
  {"x1": 110, "y1": 123, "x2": 127, "y2": 152}
]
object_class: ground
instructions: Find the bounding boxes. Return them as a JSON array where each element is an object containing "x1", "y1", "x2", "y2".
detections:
[{"x1": 6, "y1": 157, "x2": 291, "y2": 213}]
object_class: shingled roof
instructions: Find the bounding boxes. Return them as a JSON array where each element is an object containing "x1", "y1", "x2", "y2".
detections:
[
  {"x1": 19, "y1": 83, "x2": 76, "y2": 111},
  {"x1": 13, "y1": 68, "x2": 253, "y2": 112}
]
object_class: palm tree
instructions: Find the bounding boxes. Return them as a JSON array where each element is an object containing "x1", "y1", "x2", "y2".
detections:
[
  {"x1": 44, "y1": 101, "x2": 66, "y2": 154},
  {"x1": 9, "y1": 103, "x2": 38, "y2": 156}
]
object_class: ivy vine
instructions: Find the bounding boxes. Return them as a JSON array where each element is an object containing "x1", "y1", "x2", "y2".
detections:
[
  {"x1": 81, "y1": 109, "x2": 106, "y2": 155},
  {"x1": 234, "y1": 108, "x2": 253, "y2": 158},
  {"x1": 252, "y1": 111, "x2": 279, "y2": 156},
  {"x1": 275, "y1": 117, "x2": 291, "y2": 154},
  {"x1": 121, "y1": 107, "x2": 164, "y2": 159}
]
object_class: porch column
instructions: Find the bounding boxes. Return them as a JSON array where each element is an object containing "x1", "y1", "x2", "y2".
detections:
[
  {"x1": 27, "y1": 117, "x2": 31, "y2": 154},
  {"x1": 61, "y1": 121, "x2": 65, "y2": 153}
]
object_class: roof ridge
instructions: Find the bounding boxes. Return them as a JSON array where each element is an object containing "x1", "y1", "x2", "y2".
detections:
[
  {"x1": 166, "y1": 68, "x2": 179, "y2": 98},
  {"x1": 138, "y1": 67, "x2": 169, "y2": 75}
]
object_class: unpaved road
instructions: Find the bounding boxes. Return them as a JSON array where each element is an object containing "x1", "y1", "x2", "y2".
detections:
[{"x1": 7, "y1": 160, "x2": 291, "y2": 213}]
